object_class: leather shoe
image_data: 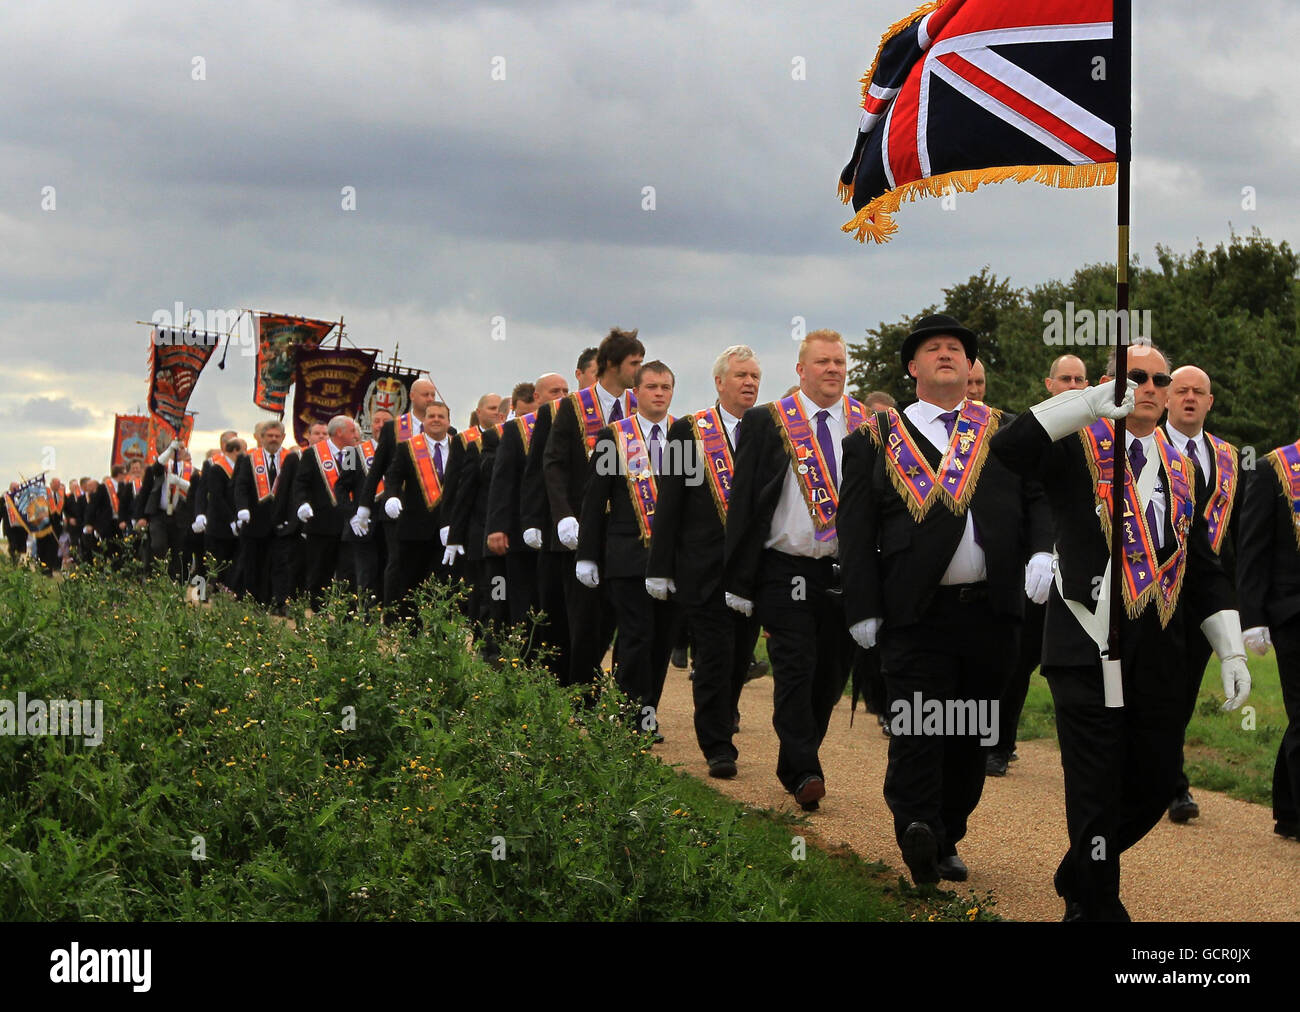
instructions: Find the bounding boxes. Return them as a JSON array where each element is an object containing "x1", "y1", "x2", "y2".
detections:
[
  {"x1": 901, "y1": 821, "x2": 939, "y2": 885},
  {"x1": 794, "y1": 775, "x2": 825, "y2": 811},
  {"x1": 1275, "y1": 821, "x2": 1300, "y2": 840},
  {"x1": 1168, "y1": 791, "x2": 1199, "y2": 823},
  {"x1": 985, "y1": 750, "x2": 1009, "y2": 777},
  {"x1": 937, "y1": 853, "x2": 968, "y2": 882},
  {"x1": 707, "y1": 757, "x2": 737, "y2": 779},
  {"x1": 744, "y1": 658, "x2": 770, "y2": 683},
  {"x1": 1062, "y1": 899, "x2": 1086, "y2": 922},
  {"x1": 671, "y1": 647, "x2": 688, "y2": 669}
]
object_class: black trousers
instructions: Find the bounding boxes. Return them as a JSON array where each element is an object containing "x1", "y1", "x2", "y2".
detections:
[
  {"x1": 1271, "y1": 617, "x2": 1300, "y2": 824},
  {"x1": 140, "y1": 519, "x2": 168, "y2": 576},
  {"x1": 305, "y1": 534, "x2": 342, "y2": 610},
  {"x1": 755, "y1": 551, "x2": 851, "y2": 794},
  {"x1": 1044, "y1": 607, "x2": 1186, "y2": 921},
  {"x1": 563, "y1": 555, "x2": 617, "y2": 689},
  {"x1": 1173, "y1": 629, "x2": 1214, "y2": 797},
  {"x1": 381, "y1": 521, "x2": 402, "y2": 608},
  {"x1": 351, "y1": 537, "x2": 381, "y2": 609},
  {"x1": 236, "y1": 534, "x2": 273, "y2": 604},
  {"x1": 990, "y1": 597, "x2": 1045, "y2": 755},
  {"x1": 270, "y1": 535, "x2": 298, "y2": 608},
  {"x1": 6, "y1": 533, "x2": 27, "y2": 563},
  {"x1": 879, "y1": 588, "x2": 1015, "y2": 858},
  {"x1": 689, "y1": 594, "x2": 762, "y2": 762},
  {"x1": 392, "y1": 538, "x2": 438, "y2": 623},
  {"x1": 34, "y1": 534, "x2": 60, "y2": 574},
  {"x1": 608, "y1": 576, "x2": 677, "y2": 717},
  {"x1": 506, "y1": 551, "x2": 538, "y2": 626},
  {"x1": 536, "y1": 550, "x2": 571, "y2": 681},
  {"x1": 204, "y1": 536, "x2": 238, "y2": 590}
]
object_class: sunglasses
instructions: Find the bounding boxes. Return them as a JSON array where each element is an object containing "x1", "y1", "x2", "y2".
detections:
[{"x1": 1128, "y1": 368, "x2": 1172, "y2": 388}]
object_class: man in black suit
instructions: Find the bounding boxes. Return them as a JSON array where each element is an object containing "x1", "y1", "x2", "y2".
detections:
[
  {"x1": 4, "y1": 483, "x2": 27, "y2": 564},
  {"x1": 354, "y1": 377, "x2": 439, "y2": 613},
  {"x1": 379, "y1": 401, "x2": 452, "y2": 624},
  {"x1": 543, "y1": 330, "x2": 644, "y2": 689},
  {"x1": 445, "y1": 392, "x2": 507, "y2": 632},
  {"x1": 578, "y1": 361, "x2": 678, "y2": 731},
  {"x1": 293, "y1": 415, "x2": 362, "y2": 611},
  {"x1": 648, "y1": 345, "x2": 762, "y2": 777},
  {"x1": 136, "y1": 439, "x2": 198, "y2": 581},
  {"x1": 91, "y1": 465, "x2": 134, "y2": 570},
  {"x1": 986, "y1": 354, "x2": 1090, "y2": 777},
  {"x1": 724, "y1": 329, "x2": 864, "y2": 812},
  {"x1": 233, "y1": 421, "x2": 289, "y2": 605},
  {"x1": 991, "y1": 343, "x2": 1250, "y2": 921},
  {"x1": 1237, "y1": 432, "x2": 1300, "y2": 840},
  {"x1": 489, "y1": 374, "x2": 569, "y2": 639},
  {"x1": 193, "y1": 439, "x2": 243, "y2": 591},
  {"x1": 1163, "y1": 364, "x2": 1242, "y2": 823},
  {"x1": 521, "y1": 349, "x2": 599, "y2": 681},
  {"x1": 839, "y1": 316, "x2": 1052, "y2": 884},
  {"x1": 76, "y1": 478, "x2": 98, "y2": 564},
  {"x1": 268, "y1": 422, "x2": 325, "y2": 612}
]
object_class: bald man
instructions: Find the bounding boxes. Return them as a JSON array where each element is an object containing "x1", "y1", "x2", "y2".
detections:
[
  {"x1": 1046, "y1": 355, "x2": 1089, "y2": 395},
  {"x1": 966, "y1": 359, "x2": 986, "y2": 402},
  {"x1": 1163, "y1": 364, "x2": 1242, "y2": 823}
]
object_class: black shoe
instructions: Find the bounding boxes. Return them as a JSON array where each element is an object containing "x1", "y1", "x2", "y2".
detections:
[
  {"x1": 671, "y1": 647, "x2": 688, "y2": 669},
  {"x1": 878, "y1": 714, "x2": 892, "y2": 738},
  {"x1": 707, "y1": 757, "x2": 737, "y2": 779},
  {"x1": 1275, "y1": 821, "x2": 1300, "y2": 840},
  {"x1": 937, "y1": 853, "x2": 968, "y2": 882},
  {"x1": 651, "y1": 730, "x2": 665, "y2": 745},
  {"x1": 1062, "y1": 899, "x2": 1086, "y2": 922},
  {"x1": 794, "y1": 775, "x2": 825, "y2": 812},
  {"x1": 1168, "y1": 791, "x2": 1199, "y2": 823},
  {"x1": 745, "y1": 659, "x2": 770, "y2": 683},
  {"x1": 985, "y1": 750, "x2": 1009, "y2": 777},
  {"x1": 1009, "y1": 750, "x2": 1019, "y2": 761},
  {"x1": 901, "y1": 821, "x2": 939, "y2": 885}
]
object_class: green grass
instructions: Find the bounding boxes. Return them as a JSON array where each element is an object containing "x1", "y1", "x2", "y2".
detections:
[
  {"x1": 0, "y1": 561, "x2": 993, "y2": 921},
  {"x1": 1015, "y1": 654, "x2": 1284, "y2": 807}
]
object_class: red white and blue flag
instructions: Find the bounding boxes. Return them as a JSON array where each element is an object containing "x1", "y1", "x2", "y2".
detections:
[{"x1": 839, "y1": 0, "x2": 1119, "y2": 243}]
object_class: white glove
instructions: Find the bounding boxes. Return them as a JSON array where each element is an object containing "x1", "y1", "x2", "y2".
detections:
[
  {"x1": 850, "y1": 617, "x2": 882, "y2": 650},
  {"x1": 355, "y1": 506, "x2": 371, "y2": 523},
  {"x1": 442, "y1": 544, "x2": 463, "y2": 567},
  {"x1": 229, "y1": 521, "x2": 239, "y2": 536},
  {"x1": 1201, "y1": 609, "x2": 1251, "y2": 711},
  {"x1": 192, "y1": 514, "x2": 207, "y2": 534},
  {"x1": 576, "y1": 560, "x2": 600, "y2": 589},
  {"x1": 1024, "y1": 552, "x2": 1054, "y2": 605},
  {"x1": 523, "y1": 527, "x2": 543, "y2": 550},
  {"x1": 385, "y1": 498, "x2": 402, "y2": 519},
  {"x1": 439, "y1": 525, "x2": 450, "y2": 546},
  {"x1": 557, "y1": 516, "x2": 579, "y2": 550},
  {"x1": 297, "y1": 503, "x2": 314, "y2": 523},
  {"x1": 1243, "y1": 626, "x2": 1272, "y2": 656},
  {"x1": 158, "y1": 442, "x2": 177, "y2": 467},
  {"x1": 1029, "y1": 379, "x2": 1137, "y2": 441},
  {"x1": 236, "y1": 508, "x2": 250, "y2": 526},
  {"x1": 349, "y1": 514, "x2": 370, "y2": 537},
  {"x1": 725, "y1": 592, "x2": 753, "y2": 617},
  {"x1": 645, "y1": 577, "x2": 675, "y2": 600}
]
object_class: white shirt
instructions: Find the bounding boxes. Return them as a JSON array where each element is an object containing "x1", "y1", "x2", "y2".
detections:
[
  {"x1": 425, "y1": 432, "x2": 451, "y2": 460},
  {"x1": 636, "y1": 414, "x2": 668, "y2": 474},
  {"x1": 1129, "y1": 432, "x2": 1167, "y2": 550},
  {"x1": 718, "y1": 405, "x2": 742, "y2": 448},
  {"x1": 903, "y1": 398, "x2": 986, "y2": 585},
  {"x1": 595, "y1": 382, "x2": 630, "y2": 423},
  {"x1": 1165, "y1": 423, "x2": 1206, "y2": 478},
  {"x1": 765, "y1": 391, "x2": 844, "y2": 559}
]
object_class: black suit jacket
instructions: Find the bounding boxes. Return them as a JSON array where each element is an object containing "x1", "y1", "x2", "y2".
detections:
[
  {"x1": 383, "y1": 435, "x2": 449, "y2": 542},
  {"x1": 198, "y1": 460, "x2": 238, "y2": 541},
  {"x1": 91, "y1": 480, "x2": 133, "y2": 539},
  {"x1": 647, "y1": 413, "x2": 733, "y2": 606},
  {"x1": 991, "y1": 412, "x2": 1235, "y2": 666},
  {"x1": 522, "y1": 401, "x2": 563, "y2": 551},
  {"x1": 292, "y1": 444, "x2": 355, "y2": 538},
  {"x1": 838, "y1": 407, "x2": 1049, "y2": 629},
  {"x1": 1236, "y1": 445, "x2": 1300, "y2": 630},
  {"x1": 1181, "y1": 430, "x2": 1242, "y2": 583},
  {"x1": 233, "y1": 451, "x2": 284, "y2": 538},
  {"x1": 450, "y1": 428, "x2": 499, "y2": 561},
  {"x1": 487, "y1": 420, "x2": 530, "y2": 553},
  {"x1": 723, "y1": 405, "x2": 805, "y2": 601},
  {"x1": 577, "y1": 424, "x2": 660, "y2": 580},
  {"x1": 544, "y1": 389, "x2": 633, "y2": 538},
  {"x1": 270, "y1": 448, "x2": 304, "y2": 538},
  {"x1": 138, "y1": 461, "x2": 197, "y2": 524}
]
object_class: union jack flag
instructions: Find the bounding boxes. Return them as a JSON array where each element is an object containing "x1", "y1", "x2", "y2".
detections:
[{"x1": 839, "y1": 0, "x2": 1120, "y2": 243}]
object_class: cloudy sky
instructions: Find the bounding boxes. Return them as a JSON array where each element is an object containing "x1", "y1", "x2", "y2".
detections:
[{"x1": 2, "y1": 0, "x2": 1296, "y2": 483}]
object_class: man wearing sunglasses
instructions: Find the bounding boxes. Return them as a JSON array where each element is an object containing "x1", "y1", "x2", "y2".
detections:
[
  {"x1": 991, "y1": 342, "x2": 1250, "y2": 921},
  {"x1": 1163, "y1": 365, "x2": 1242, "y2": 826}
]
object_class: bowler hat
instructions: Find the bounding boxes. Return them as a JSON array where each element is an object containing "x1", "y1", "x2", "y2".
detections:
[{"x1": 900, "y1": 314, "x2": 978, "y2": 372}]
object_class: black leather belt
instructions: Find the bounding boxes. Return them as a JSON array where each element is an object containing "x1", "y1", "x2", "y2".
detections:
[{"x1": 937, "y1": 582, "x2": 989, "y2": 603}]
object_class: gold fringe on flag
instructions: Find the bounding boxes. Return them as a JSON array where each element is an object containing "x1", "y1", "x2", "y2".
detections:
[
  {"x1": 841, "y1": 162, "x2": 1118, "y2": 244},
  {"x1": 857, "y1": 0, "x2": 950, "y2": 110}
]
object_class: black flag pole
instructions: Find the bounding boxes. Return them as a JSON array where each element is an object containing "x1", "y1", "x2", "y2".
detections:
[{"x1": 1104, "y1": 0, "x2": 1132, "y2": 705}]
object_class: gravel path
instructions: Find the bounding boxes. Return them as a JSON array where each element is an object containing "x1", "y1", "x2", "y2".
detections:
[{"x1": 653, "y1": 665, "x2": 1300, "y2": 921}]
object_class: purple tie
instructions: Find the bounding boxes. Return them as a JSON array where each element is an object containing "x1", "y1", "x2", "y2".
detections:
[
  {"x1": 815, "y1": 410, "x2": 838, "y2": 489},
  {"x1": 939, "y1": 410, "x2": 959, "y2": 440},
  {"x1": 649, "y1": 423, "x2": 663, "y2": 474},
  {"x1": 608, "y1": 398, "x2": 623, "y2": 423},
  {"x1": 1129, "y1": 439, "x2": 1160, "y2": 546},
  {"x1": 1186, "y1": 437, "x2": 1202, "y2": 481},
  {"x1": 434, "y1": 442, "x2": 444, "y2": 479}
]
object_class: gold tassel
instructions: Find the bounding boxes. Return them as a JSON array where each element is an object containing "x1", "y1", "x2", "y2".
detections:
[
  {"x1": 837, "y1": 180, "x2": 854, "y2": 205},
  {"x1": 841, "y1": 162, "x2": 1118, "y2": 243},
  {"x1": 856, "y1": 0, "x2": 951, "y2": 110}
]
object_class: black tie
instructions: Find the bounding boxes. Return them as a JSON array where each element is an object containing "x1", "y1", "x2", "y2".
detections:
[
  {"x1": 267, "y1": 456, "x2": 278, "y2": 485},
  {"x1": 608, "y1": 398, "x2": 623, "y2": 423}
]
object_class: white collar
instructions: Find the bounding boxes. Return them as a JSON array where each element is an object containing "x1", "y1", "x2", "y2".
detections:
[
  {"x1": 718, "y1": 404, "x2": 743, "y2": 428},
  {"x1": 913, "y1": 397, "x2": 967, "y2": 424},
  {"x1": 1165, "y1": 423, "x2": 1204, "y2": 446},
  {"x1": 637, "y1": 413, "x2": 667, "y2": 434},
  {"x1": 325, "y1": 439, "x2": 341, "y2": 458},
  {"x1": 797, "y1": 390, "x2": 843, "y2": 422}
]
